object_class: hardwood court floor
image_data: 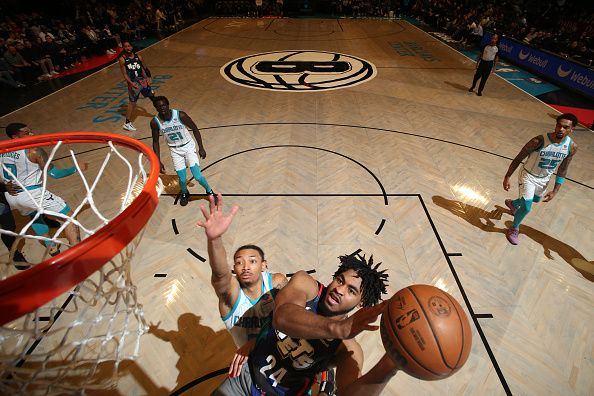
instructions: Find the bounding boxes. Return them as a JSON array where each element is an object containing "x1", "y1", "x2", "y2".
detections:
[{"x1": 1, "y1": 18, "x2": 593, "y2": 395}]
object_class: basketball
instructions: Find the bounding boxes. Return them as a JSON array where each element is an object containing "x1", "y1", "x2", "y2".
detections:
[{"x1": 380, "y1": 284, "x2": 472, "y2": 380}]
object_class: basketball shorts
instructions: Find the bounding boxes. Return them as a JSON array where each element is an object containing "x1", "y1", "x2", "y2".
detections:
[
  {"x1": 127, "y1": 79, "x2": 153, "y2": 103},
  {"x1": 169, "y1": 139, "x2": 199, "y2": 172},
  {"x1": 5, "y1": 188, "x2": 69, "y2": 216},
  {"x1": 212, "y1": 362, "x2": 255, "y2": 396},
  {"x1": 518, "y1": 168, "x2": 549, "y2": 200}
]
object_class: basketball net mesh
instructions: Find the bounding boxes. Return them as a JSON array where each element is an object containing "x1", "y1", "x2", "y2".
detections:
[{"x1": 0, "y1": 139, "x2": 161, "y2": 394}]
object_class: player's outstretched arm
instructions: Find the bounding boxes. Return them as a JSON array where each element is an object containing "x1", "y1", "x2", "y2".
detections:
[
  {"x1": 29, "y1": 147, "x2": 87, "y2": 178},
  {"x1": 273, "y1": 271, "x2": 387, "y2": 340},
  {"x1": 197, "y1": 193, "x2": 240, "y2": 307},
  {"x1": 150, "y1": 119, "x2": 165, "y2": 173},
  {"x1": 180, "y1": 111, "x2": 206, "y2": 159},
  {"x1": 543, "y1": 142, "x2": 578, "y2": 202},
  {"x1": 272, "y1": 271, "x2": 331, "y2": 338},
  {"x1": 336, "y1": 351, "x2": 399, "y2": 396},
  {"x1": 503, "y1": 135, "x2": 542, "y2": 191},
  {"x1": 147, "y1": 321, "x2": 173, "y2": 341}
]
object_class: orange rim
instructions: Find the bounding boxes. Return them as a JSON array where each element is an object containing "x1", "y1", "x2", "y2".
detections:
[{"x1": 0, "y1": 132, "x2": 160, "y2": 325}]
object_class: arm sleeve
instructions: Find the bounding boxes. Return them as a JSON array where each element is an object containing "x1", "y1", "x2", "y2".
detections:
[{"x1": 48, "y1": 166, "x2": 77, "y2": 179}]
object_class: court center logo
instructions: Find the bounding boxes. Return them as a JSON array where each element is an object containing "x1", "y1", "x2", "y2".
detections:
[{"x1": 221, "y1": 50, "x2": 377, "y2": 91}]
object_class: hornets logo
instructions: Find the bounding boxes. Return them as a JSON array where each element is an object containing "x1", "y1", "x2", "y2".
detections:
[{"x1": 221, "y1": 50, "x2": 377, "y2": 91}]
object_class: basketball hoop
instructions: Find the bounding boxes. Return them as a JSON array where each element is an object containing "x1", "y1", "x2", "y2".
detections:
[{"x1": 0, "y1": 132, "x2": 161, "y2": 394}]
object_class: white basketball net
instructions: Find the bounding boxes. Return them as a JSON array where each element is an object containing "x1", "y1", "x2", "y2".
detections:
[{"x1": 0, "y1": 139, "x2": 161, "y2": 394}]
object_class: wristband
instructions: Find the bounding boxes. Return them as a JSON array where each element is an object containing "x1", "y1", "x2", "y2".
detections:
[{"x1": 555, "y1": 176, "x2": 565, "y2": 185}]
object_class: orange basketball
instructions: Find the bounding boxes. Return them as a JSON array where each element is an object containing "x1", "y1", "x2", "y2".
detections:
[{"x1": 380, "y1": 284, "x2": 472, "y2": 380}]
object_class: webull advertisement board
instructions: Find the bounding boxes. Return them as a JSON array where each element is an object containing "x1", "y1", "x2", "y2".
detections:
[{"x1": 482, "y1": 32, "x2": 594, "y2": 99}]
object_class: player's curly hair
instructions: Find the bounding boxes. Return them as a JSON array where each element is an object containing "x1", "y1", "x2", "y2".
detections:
[{"x1": 333, "y1": 252, "x2": 388, "y2": 307}]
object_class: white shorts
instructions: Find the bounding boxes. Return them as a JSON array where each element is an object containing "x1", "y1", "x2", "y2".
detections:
[
  {"x1": 518, "y1": 168, "x2": 550, "y2": 201},
  {"x1": 4, "y1": 187, "x2": 69, "y2": 216},
  {"x1": 169, "y1": 139, "x2": 199, "y2": 172}
]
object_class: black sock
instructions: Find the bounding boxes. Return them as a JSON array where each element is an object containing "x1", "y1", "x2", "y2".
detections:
[{"x1": 125, "y1": 119, "x2": 130, "y2": 123}]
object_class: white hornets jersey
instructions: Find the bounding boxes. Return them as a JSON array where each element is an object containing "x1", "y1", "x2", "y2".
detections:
[
  {"x1": 0, "y1": 149, "x2": 42, "y2": 189},
  {"x1": 523, "y1": 134, "x2": 572, "y2": 179},
  {"x1": 222, "y1": 271, "x2": 275, "y2": 346},
  {"x1": 153, "y1": 109, "x2": 193, "y2": 147}
]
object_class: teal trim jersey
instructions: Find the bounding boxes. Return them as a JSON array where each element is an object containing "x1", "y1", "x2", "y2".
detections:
[
  {"x1": 523, "y1": 134, "x2": 571, "y2": 179},
  {"x1": 223, "y1": 271, "x2": 275, "y2": 346},
  {"x1": 1, "y1": 149, "x2": 42, "y2": 188},
  {"x1": 154, "y1": 109, "x2": 194, "y2": 147}
]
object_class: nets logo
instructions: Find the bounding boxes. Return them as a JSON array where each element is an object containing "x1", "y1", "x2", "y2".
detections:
[{"x1": 221, "y1": 50, "x2": 377, "y2": 91}]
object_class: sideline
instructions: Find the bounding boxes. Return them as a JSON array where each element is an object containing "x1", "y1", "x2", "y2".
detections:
[{"x1": 402, "y1": 18, "x2": 594, "y2": 131}]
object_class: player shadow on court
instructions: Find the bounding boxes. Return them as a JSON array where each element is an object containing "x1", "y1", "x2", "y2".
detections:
[
  {"x1": 502, "y1": 220, "x2": 594, "y2": 282},
  {"x1": 443, "y1": 81, "x2": 471, "y2": 92},
  {"x1": 432, "y1": 195, "x2": 507, "y2": 233},
  {"x1": 433, "y1": 195, "x2": 594, "y2": 282},
  {"x1": 158, "y1": 174, "x2": 211, "y2": 205},
  {"x1": 158, "y1": 173, "x2": 183, "y2": 195},
  {"x1": 148, "y1": 312, "x2": 236, "y2": 394},
  {"x1": 117, "y1": 104, "x2": 154, "y2": 120}
]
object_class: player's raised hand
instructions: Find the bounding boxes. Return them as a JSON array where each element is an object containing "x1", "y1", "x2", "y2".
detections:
[
  {"x1": 336, "y1": 300, "x2": 387, "y2": 339},
  {"x1": 197, "y1": 193, "x2": 239, "y2": 240}
]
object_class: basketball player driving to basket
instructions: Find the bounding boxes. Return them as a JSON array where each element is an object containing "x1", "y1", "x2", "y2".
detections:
[
  {"x1": 197, "y1": 193, "x2": 337, "y2": 395},
  {"x1": 212, "y1": 251, "x2": 402, "y2": 396}
]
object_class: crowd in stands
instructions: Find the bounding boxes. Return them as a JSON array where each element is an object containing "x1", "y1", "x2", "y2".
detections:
[
  {"x1": 408, "y1": 0, "x2": 593, "y2": 67},
  {"x1": 209, "y1": 0, "x2": 593, "y2": 68},
  {"x1": 0, "y1": 0, "x2": 207, "y2": 89},
  {"x1": 1, "y1": 0, "x2": 592, "y2": 91},
  {"x1": 332, "y1": 0, "x2": 395, "y2": 19},
  {"x1": 215, "y1": 0, "x2": 283, "y2": 17}
]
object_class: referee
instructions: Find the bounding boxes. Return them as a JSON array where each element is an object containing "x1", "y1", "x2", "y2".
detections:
[{"x1": 469, "y1": 34, "x2": 499, "y2": 96}]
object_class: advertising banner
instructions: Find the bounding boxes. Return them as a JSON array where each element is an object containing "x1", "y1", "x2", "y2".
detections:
[{"x1": 482, "y1": 32, "x2": 594, "y2": 99}]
